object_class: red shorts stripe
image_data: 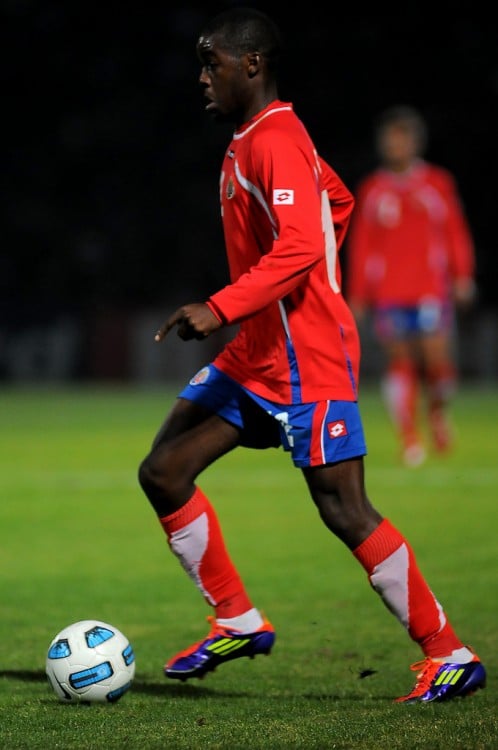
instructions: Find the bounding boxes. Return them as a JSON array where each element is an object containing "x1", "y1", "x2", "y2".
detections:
[{"x1": 309, "y1": 400, "x2": 328, "y2": 466}]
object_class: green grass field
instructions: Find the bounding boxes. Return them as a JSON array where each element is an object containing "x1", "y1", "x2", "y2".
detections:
[{"x1": 0, "y1": 383, "x2": 496, "y2": 749}]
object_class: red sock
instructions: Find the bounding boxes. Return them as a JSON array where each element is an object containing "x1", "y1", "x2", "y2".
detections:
[
  {"x1": 159, "y1": 487, "x2": 253, "y2": 619},
  {"x1": 426, "y1": 360, "x2": 457, "y2": 408},
  {"x1": 353, "y1": 519, "x2": 463, "y2": 657},
  {"x1": 382, "y1": 360, "x2": 420, "y2": 448}
]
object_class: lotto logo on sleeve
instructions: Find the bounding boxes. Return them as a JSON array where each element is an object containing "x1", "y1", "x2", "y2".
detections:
[
  {"x1": 273, "y1": 189, "x2": 294, "y2": 205},
  {"x1": 327, "y1": 420, "x2": 348, "y2": 439}
]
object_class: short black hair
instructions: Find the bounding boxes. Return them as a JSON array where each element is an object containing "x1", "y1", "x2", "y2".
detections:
[{"x1": 199, "y1": 7, "x2": 282, "y2": 72}]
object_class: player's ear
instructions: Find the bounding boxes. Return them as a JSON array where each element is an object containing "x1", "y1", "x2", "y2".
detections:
[{"x1": 246, "y1": 51, "x2": 261, "y2": 78}]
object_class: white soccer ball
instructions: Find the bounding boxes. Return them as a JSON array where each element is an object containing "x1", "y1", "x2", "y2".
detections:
[{"x1": 45, "y1": 619, "x2": 135, "y2": 703}]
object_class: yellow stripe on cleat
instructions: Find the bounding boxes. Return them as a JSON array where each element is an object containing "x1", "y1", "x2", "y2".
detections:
[
  {"x1": 434, "y1": 668, "x2": 465, "y2": 686},
  {"x1": 207, "y1": 638, "x2": 250, "y2": 656}
]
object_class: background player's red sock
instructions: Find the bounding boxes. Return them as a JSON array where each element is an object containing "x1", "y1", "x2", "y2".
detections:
[
  {"x1": 426, "y1": 361, "x2": 457, "y2": 452},
  {"x1": 159, "y1": 487, "x2": 253, "y2": 619},
  {"x1": 353, "y1": 518, "x2": 463, "y2": 658},
  {"x1": 425, "y1": 360, "x2": 457, "y2": 403},
  {"x1": 382, "y1": 359, "x2": 421, "y2": 456}
]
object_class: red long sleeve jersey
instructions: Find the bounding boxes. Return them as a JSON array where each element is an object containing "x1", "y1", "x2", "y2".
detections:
[
  {"x1": 206, "y1": 100, "x2": 360, "y2": 405},
  {"x1": 346, "y1": 160, "x2": 475, "y2": 307}
]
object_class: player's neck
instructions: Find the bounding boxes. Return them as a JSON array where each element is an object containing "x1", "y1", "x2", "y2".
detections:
[
  {"x1": 386, "y1": 158, "x2": 418, "y2": 174},
  {"x1": 236, "y1": 89, "x2": 280, "y2": 128}
]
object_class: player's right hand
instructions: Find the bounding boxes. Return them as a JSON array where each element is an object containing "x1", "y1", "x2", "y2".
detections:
[{"x1": 154, "y1": 303, "x2": 221, "y2": 342}]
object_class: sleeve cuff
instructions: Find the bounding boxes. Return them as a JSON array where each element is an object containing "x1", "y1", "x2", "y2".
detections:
[{"x1": 206, "y1": 299, "x2": 227, "y2": 325}]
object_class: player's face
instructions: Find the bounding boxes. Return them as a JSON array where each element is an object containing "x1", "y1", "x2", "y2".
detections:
[
  {"x1": 196, "y1": 36, "x2": 251, "y2": 124},
  {"x1": 377, "y1": 123, "x2": 420, "y2": 170}
]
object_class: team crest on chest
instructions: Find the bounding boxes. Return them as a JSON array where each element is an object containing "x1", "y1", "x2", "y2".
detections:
[{"x1": 226, "y1": 177, "x2": 235, "y2": 199}]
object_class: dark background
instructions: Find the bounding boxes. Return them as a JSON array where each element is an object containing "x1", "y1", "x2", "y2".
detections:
[{"x1": 2, "y1": 1, "x2": 497, "y2": 380}]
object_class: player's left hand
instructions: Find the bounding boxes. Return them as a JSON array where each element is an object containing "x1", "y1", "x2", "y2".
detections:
[
  {"x1": 453, "y1": 278, "x2": 477, "y2": 310},
  {"x1": 154, "y1": 303, "x2": 222, "y2": 342}
]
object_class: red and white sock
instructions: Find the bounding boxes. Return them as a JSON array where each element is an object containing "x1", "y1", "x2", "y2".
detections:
[
  {"x1": 159, "y1": 487, "x2": 263, "y2": 631},
  {"x1": 426, "y1": 360, "x2": 457, "y2": 407},
  {"x1": 353, "y1": 518, "x2": 465, "y2": 659},
  {"x1": 382, "y1": 360, "x2": 420, "y2": 449},
  {"x1": 426, "y1": 361, "x2": 457, "y2": 453}
]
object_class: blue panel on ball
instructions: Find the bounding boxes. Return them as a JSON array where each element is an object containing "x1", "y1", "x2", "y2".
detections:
[
  {"x1": 85, "y1": 626, "x2": 114, "y2": 648},
  {"x1": 123, "y1": 644, "x2": 135, "y2": 666},
  {"x1": 69, "y1": 661, "x2": 113, "y2": 689},
  {"x1": 107, "y1": 681, "x2": 132, "y2": 703},
  {"x1": 48, "y1": 639, "x2": 71, "y2": 659}
]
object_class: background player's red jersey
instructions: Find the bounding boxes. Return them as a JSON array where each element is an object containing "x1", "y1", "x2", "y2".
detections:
[
  {"x1": 206, "y1": 100, "x2": 359, "y2": 405},
  {"x1": 346, "y1": 160, "x2": 475, "y2": 307}
]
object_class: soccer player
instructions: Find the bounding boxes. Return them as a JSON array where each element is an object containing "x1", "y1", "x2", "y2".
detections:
[
  {"x1": 138, "y1": 8, "x2": 486, "y2": 703},
  {"x1": 346, "y1": 106, "x2": 476, "y2": 466}
]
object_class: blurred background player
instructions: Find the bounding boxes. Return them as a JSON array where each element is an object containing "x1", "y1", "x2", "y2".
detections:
[{"x1": 346, "y1": 105, "x2": 476, "y2": 466}]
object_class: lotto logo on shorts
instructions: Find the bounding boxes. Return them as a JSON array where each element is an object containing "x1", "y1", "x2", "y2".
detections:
[{"x1": 327, "y1": 420, "x2": 347, "y2": 439}]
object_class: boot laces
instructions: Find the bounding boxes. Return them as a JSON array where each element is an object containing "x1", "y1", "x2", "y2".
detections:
[
  {"x1": 169, "y1": 616, "x2": 234, "y2": 661},
  {"x1": 406, "y1": 658, "x2": 441, "y2": 697},
  {"x1": 204, "y1": 615, "x2": 234, "y2": 638}
]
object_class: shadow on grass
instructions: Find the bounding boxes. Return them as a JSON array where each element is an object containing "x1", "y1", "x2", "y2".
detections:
[
  {"x1": 0, "y1": 669, "x2": 48, "y2": 682},
  {"x1": 0, "y1": 670, "x2": 391, "y2": 701},
  {"x1": 0, "y1": 670, "x2": 248, "y2": 699}
]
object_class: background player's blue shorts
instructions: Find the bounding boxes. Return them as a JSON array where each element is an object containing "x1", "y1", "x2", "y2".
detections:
[
  {"x1": 373, "y1": 299, "x2": 453, "y2": 341},
  {"x1": 179, "y1": 364, "x2": 367, "y2": 468}
]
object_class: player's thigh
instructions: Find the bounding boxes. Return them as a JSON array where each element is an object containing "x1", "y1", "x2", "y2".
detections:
[
  {"x1": 303, "y1": 456, "x2": 366, "y2": 502},
  {"x1": 418, "y1": 331, "x2": 453, "y2": 364},
  {"x1": 383, "y1": 337, "x2": 415, "y2": 362},
  {"x1": 374, "y1": 306, "x2": 419, "y2": 362},
  {"x1": 151, "y1": 402, "x2": 241, "y2": 481},
  {"x1": 151, "y1": 396, "x2": 218, "y2": 448},
  {"x1": 302, "y1": 459, "x2": 382, "y2": 545}
]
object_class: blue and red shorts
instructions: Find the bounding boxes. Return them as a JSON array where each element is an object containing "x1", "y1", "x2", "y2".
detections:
[
  {"x1": 373, "y1": 299, "x2": 453, "y2": 342},
  {"x1": 178, "y1": 364, "x2": 367, "y2": 468}
]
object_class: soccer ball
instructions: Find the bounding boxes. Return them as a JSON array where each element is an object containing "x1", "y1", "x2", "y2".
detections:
[{"x1": 45, "y1": 619, "x2": 135, "y2": 703}]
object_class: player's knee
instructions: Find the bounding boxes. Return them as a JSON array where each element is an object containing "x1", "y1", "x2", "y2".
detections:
[
  {"x1": 315, "y1": 493, "x2": 348, "y2": 533},
  {"x1": 138, "y1": 449, "x2": 190, "y2": 514},
  {"x1": 138, "y1": 450, "x2": 173, "y2": 497},
  {"x1": 313, "y1": 488, "x2": 379, "y2": 539},
  {"x1": 138, "y1": 453, "x2": 160, "y2": 497}
]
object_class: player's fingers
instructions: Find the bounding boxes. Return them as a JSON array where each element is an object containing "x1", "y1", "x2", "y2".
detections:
[
  {"x1": 154, "y1": 310, "x2": 183, "y2": 342},
  {"x1": 154, "y1": 325, "x2": 168, "y2": 342}
]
